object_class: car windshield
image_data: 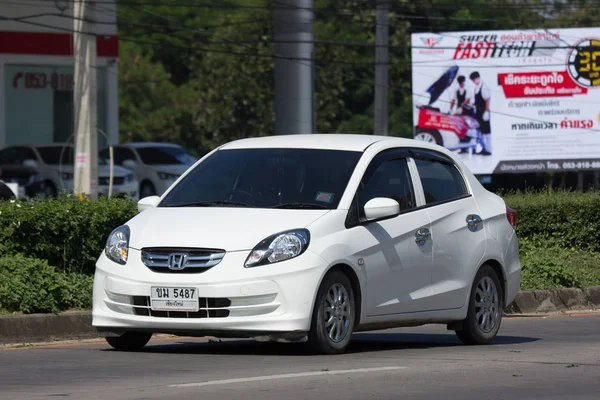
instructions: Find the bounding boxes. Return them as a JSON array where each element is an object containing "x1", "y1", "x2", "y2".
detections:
[
  {"x1": 136, "y1": 146, "x2": 197, "y2": 165},
  {"x1": 38, "y1": 146, "x2": 109, "y2": 165},
  {"x1": 37, "y1": 146, "x2": 74, "y2": 165},
  {"x1": 159, "y1": 148, "x2": 362, "y2": 209}
]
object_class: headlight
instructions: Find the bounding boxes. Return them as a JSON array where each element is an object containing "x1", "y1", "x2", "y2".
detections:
[
  {"x1": 105, "y1": 225, "x2": 130, "y2": 265},
  {"x1": 124, "y1": 173, "x2": 135, "y2": 183},
  {"x1": 244, "y1": 229, "x2": 310, "y2": 268},
  {"x1": 61, "y1": 172, "x2": 73, "y2": 180},
  {"x1": 157, "y1": 172, "x2": 179, "y2": 180}
]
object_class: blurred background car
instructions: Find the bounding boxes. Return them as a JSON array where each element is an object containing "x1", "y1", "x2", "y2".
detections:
[
  {"x1": 99, "y1": 142, "x2": 198, "y2": 197},
  {"x1": 0, "y1": 144, "x2": 139, "y2": 199},
  {"x1": 0, "y1": 164, "x2": 47, "y2": 198},
  {"x1": 0, "y1": 180, "x2": 16, "y2": 200}
]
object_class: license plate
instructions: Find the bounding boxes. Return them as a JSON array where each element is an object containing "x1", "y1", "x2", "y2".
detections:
[{"x1": 150, "y1": 286, "x2": 198, "y2": 312}]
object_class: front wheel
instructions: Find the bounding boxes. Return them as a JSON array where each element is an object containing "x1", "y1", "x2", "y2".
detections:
[
  {"x1": 307, "y1": 270, "x2": 356, "y2": 355},
  {"x1": 455, "y1": 265, "x2": 504, "y2": 345},
  {"x1": 105, "y1": 331, "x2": 152, "y2": 351}
]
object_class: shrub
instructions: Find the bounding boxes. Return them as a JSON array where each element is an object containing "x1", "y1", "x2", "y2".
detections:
[
  {"x1": 503, "y1": 190, "x2": 600, "y2": 253},
  {"x1": 0, "y1": 195, "x2": 137, "y2": 274},
  {"x1": 0, "y1": 254, "x2": 93, "y2": 314}
]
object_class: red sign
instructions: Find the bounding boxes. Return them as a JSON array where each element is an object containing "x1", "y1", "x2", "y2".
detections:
[{"x1": 497, "y1": 71, "x2": 588, "y2": 98}]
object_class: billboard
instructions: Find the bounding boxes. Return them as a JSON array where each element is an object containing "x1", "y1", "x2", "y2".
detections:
[{"x1": 411, "y1": 28, "x2": 600, "y2": 174}]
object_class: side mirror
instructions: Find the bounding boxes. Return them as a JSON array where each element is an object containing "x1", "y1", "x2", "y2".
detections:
[
  {"x1": 122, "y1": 159, "x2": 136, "y2": 169},
  {"x1": 138, "y1": 195, "x2": 160, "y2": 213},
  {"x1": 364, "y1": 197, "x2": 400, "y2": 221},
  {"x1": 23, "y1": 159, "x2": 38, "y2": 169}
]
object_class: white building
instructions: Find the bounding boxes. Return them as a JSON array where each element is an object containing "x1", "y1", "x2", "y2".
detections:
[{"x1": 0, "y1": 0, "x2": 119, "y2": 149}]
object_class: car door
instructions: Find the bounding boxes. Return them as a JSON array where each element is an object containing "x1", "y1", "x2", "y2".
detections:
[
  {"x1": 410, "y1": 148, "x2": 486, "y2": 310},
  {"x1": 350, "y1": 148, "x2": 434, "y2": 316}
]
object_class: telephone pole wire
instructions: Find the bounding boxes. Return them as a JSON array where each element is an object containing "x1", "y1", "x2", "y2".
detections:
[
  {"x1": 374, "y1": 0, "x2": 389, "y2": 136},
  {"x1": 73, "y1": 0, "x2": 98, "y2": 199}
]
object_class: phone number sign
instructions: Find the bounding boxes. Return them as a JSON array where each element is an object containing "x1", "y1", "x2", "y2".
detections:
[{"x1": 12, "y1": 71, "x2": 74, "y2": 90}]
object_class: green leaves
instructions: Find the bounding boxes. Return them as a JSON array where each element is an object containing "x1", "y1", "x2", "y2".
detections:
[
  {"x1": 0, "y1": 254, "x2": 93, "y2": 314},
  {"x1": 0, "y1": 196, "x2": 137, "y2": 275}
]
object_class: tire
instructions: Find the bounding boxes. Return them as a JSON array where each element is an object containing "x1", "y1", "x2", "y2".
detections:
[
  {"x1": 307, "y1": 270, "x2": 356, "y2": 355},
  {"x1": 105, "y1": 331, "x2": 152, "y2": 351},
  {"x1": 43, "y1": 181, "x2": 57, "y2": 198},
  {"x1": 140, "y1": 181, "x2": 156, "y2": 198},
  {"x1": 455, "y1": 265, "x2": 504, "y2": 345},
  {"x1": 414, "y1": 129, "x2": 443, "y2": 146}
]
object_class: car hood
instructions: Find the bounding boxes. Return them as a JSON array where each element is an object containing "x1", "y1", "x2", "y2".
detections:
[
  {"x1": 127, "y1": 207, "x2": 330, "y2": 251},
  {"x1": 426, "y1": 65, "x2": 459, "y2": 105}
]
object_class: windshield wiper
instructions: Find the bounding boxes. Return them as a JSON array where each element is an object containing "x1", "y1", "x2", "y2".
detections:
[
  {"x1": 164, "y1": 200, "x2": 254, "y2": 208},
  {"x1": 271, "y1": 203, "x2": 329, "y2": 209}
]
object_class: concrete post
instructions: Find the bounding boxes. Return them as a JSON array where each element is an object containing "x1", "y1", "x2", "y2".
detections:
[{"x1": 273, "y1": 0, "x2": 314, "y2": 135}]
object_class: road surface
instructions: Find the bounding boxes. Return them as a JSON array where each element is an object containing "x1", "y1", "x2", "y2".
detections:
[{"x1": 1, "y1": 313, "x2": 599, "y2": 399}]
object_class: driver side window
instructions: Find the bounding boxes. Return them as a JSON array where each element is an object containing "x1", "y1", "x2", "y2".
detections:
[{"x1": 358, "y1": 158, "x2": 416, "y2": 218}]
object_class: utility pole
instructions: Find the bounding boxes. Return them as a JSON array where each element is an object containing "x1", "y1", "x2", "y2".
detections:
[
  {"x1": 374, "y1": 0, "x2": 389, "y2": 136},
  {"x1": 73, "y1": 0, "x2": 98, "y2": 199},
  {"x1": 272, "y1": 0, "x2": 314, "y2": 135}
]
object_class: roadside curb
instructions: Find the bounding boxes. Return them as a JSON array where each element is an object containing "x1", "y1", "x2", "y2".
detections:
[
  {"x1": 505, "y1": 286, "x2": 600, "y2": 315},
  {"x1": 0, "y1": 311, "x2": 96, "y2": 345},
  {"x1": 1, "y1": 286, "x2": 600, "y2": 345}
]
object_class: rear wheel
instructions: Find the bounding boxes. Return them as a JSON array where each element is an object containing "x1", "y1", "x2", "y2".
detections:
[
  {"x1": 455, "y1": 265, "x2": 503, "y2": 345},
  {"x1": 307, "y1": 270, "x2": 355, "y2": 354},
  {"x1": 105, "y1": 331, "x2": 152, "y2": 351}
]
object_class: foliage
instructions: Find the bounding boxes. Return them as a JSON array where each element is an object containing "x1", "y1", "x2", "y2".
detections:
[
  {"x1": 503, "y1": 190, "x2": 600, "y2": 253},
  {"x1": 0, "y1": 196, "x2": 137, "y2": 274},
  {"x1": 0, "y1": 254, "x2": 93, "y2": 314},
  {"x1": 518, "y1": 237, "x2": 600, "y2": 290}
]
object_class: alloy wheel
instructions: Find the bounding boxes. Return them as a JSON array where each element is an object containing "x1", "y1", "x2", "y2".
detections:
[
  {"x1": 323, "y1": 283, "x2": 351, "y2": 343},
  {"x1": 474, "y1": 276, "x2": 499, "y2": 333}
]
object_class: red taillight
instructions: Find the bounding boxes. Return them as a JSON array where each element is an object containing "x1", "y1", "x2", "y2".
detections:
[{"x1": 506, "y1": 206, "x2": 517, "y2": 228}]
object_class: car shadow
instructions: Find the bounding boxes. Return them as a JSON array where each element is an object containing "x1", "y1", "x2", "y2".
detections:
[{"x1": 125, "y1": 332, "x2": 540, "y2": 356}]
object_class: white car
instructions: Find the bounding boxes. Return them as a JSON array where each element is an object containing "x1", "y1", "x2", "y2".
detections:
[
  {"x1": 0, "y1": 144, "x2": 139, "y2": 199},
  {"x1": 99, "y1": 142, "x2": 198, "y2": 198},
  {"x1": 93, "y1": 134, "x2": 521, "y2": 354}
]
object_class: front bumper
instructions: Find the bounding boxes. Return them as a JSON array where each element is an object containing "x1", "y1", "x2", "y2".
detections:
[{"x1": 92, "y1": 248, "x2": 326, "y2": 337}]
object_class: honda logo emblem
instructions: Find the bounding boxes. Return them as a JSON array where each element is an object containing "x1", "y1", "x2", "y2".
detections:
[{"x1": 168, "y1": 253, "x2": 188, "y2": 270}]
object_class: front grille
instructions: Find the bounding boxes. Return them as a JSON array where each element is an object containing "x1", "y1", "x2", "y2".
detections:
[
  {"x1": 98, "y1": 176, "x2": 125, "y2": 186},
  {"x1": 132, "y1": 296, "x2": 230, "y2": 318},
  {"x1": 141, "y1": 247, "x2": 225, "y2": 273}
]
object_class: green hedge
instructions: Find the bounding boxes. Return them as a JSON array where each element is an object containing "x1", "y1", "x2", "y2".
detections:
[
  {"x1": 0, "y1": 195, "x2": 137, "y2": 274},
  {"x1": 0, "y1": 254, "x2": 93, "y2": 313},
  {"x1": 503, "y1": 190, "x2": 600, "y2": 253}
]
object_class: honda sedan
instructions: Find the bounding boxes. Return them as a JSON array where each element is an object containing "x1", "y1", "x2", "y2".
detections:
[{"x1": 92, "y1": 134, "x2": 521, "y2": 354}]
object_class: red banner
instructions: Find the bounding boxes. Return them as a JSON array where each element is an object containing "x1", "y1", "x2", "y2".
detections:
[{"x1": 498, "y1": 71, "x2": 587, "y2": 98}]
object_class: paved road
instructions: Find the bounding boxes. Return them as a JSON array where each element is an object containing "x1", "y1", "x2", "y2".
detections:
[{"x1": 1, "y1": 313, "x2": 599, "y2": 400}]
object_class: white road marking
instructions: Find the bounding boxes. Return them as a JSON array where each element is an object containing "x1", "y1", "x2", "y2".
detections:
[{"x1": 169, "y1": 366, "x2": 406, "y2": 388}]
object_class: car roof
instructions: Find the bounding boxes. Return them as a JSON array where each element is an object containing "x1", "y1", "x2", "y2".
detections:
[{"x1": 219, "y1": 134, "x2": 438, "y2": 152}]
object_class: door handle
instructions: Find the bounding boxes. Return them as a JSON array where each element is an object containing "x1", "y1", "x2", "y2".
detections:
[
  {"x1": 415, "y1": 227, "x2": 431, "y2": 246},
  {"x1": 466, "y1": 214, "x2": 483, "y2": 232}
]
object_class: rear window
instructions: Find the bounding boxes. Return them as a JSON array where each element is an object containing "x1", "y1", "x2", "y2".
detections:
[{"x1": 414, "y1": 158, "x2": 467, "y2": 204}]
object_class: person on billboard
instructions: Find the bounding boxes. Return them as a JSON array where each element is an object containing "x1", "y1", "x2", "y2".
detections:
[
  {"x1": 450, "y1": 75, "x2": 470, "y2": 116},
  {"x1": 469, "y1": 71, "x2": 492, "y2": 156}
]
